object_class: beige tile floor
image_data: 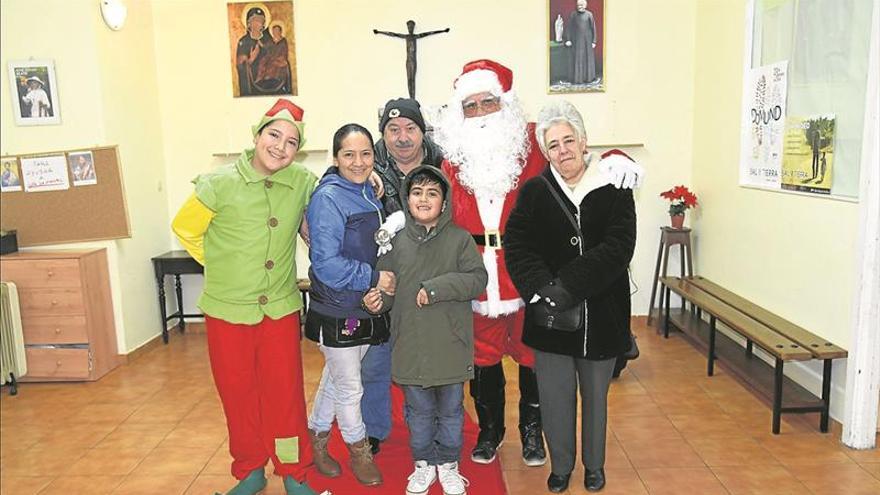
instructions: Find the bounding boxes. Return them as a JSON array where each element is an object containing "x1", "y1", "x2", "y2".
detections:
[{"x1": 1, "y1": 317, "x2": 878, "y2": 494}]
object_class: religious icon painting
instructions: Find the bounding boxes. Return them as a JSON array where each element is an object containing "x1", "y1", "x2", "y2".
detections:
[
  {"x1": 227, "y1": 1, "x2": 298, "y2": 97},
  {"x1": 1, "y1": 157, "x2": 22, "y2": 193},
  {"x1": 7, "y1": 59, "x2": 61, "y2": 125},
  {"x1": 548, "y1": 0, "x2": 606, "y2": 93}
]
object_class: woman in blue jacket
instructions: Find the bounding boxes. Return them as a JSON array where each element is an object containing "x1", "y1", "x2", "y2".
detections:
[{"x1": 304, "y1": 123, "x2": 394, "y2": 487}]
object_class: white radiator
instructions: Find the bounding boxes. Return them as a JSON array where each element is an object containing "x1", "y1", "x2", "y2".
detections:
[{"x1": 1, "y1": 281, "x2": 26, "y2": 394}]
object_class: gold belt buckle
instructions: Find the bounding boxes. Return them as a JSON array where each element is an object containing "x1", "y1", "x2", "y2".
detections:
[{"x1": 484, "y1": 229, "x2": 502, "y2": 250}]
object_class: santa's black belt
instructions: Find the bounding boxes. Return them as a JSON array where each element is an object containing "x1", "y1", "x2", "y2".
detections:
[{"x1": 472, "y1": 231, "x2": 504, "y2": 249}]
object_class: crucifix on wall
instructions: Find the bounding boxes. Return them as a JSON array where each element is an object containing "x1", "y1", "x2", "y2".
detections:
[{"x1": 373, "y1": 20, "x2": 450, "y2": 99}]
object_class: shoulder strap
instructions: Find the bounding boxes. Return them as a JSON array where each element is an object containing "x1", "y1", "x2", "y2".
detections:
[{"x1": 540, "y1": 175, "x2": 582, "y2": 236}]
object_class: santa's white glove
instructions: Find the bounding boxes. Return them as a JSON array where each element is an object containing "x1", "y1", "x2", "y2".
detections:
[
  {"x1": 375, "y1": 210, "x2": 406, "y2": 256},
  {"x1": 598, "y1": 153, "x2": 645, "y2": 190}
]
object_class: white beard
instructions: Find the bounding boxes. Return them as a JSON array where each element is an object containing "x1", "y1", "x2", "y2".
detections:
[{"x1": 434, "y1": 94, "x2": 529, "y2": 198}]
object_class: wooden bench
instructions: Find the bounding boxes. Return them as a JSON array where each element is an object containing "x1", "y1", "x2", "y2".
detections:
[{"x1": 659, "y1": 276, "x2": 847, "y2": 434}]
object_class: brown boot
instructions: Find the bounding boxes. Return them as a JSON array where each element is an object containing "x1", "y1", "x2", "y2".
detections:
[
  {"x1": 346, "y1": 437, "x2": 382, "y2": 486},
  {"x1": 308, "y1": 428, "x2": 341, "y2": 478}
]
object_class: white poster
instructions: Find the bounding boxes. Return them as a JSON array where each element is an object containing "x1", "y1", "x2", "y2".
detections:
[
  {"x1": 739, "y1": 60, "x2": 788, "y2": 187},
  {"x1": 20, "y1": 155, "x2": 70, "y2": 192}
]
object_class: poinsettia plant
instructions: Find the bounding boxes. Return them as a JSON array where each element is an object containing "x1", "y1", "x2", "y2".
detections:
[{"x1": 660, "y1": 185, "x2": 698, "y2": 216}]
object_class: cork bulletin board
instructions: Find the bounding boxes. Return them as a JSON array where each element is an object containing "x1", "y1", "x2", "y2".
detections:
[{"x1": 0, "y1": 146, "x2": 131, "y2": 247}]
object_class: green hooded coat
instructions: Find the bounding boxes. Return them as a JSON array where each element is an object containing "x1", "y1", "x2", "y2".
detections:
[{"x1": 376, "y1": 166, "x2": 488, "y2": 387}]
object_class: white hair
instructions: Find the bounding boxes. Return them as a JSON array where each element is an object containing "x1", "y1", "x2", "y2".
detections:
[
  {"x1": 433, "y1": 91, "x2": 529, "y2": 197},
  {"x1": 534, "y1": 100, "x2": 588, "y2": 159}
]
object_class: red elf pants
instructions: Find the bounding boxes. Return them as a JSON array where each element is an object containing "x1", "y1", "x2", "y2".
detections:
[{"x1": 206, "y1": 313, "x2": 312, "y2": 481}]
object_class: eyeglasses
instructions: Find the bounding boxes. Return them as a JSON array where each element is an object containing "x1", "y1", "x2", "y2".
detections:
[{"x1": 462, "y1": 96, "x2": 501, "y2": 116}]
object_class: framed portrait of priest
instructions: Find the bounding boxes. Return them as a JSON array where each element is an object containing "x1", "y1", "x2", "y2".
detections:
[
  {"x1": 548, "y1": 0, "x2": 606, "y2": 93},
  {"x1": 7, "y1": 60, "x2": 61, "y2": 125},
  {"x1": 227, "y1": 1, "x2": 299, "y2": 97}
]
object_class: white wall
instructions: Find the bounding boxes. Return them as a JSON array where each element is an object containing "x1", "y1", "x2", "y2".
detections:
[
  {"x1": 152, "y1": 0, "x2": 699, "y2": 317},
  {"x1": 691, "y1": 0, "x2": 864, "y2": 421},
  {"x1": 1, "y1": 0, "x2": 171, "y2": 352}
]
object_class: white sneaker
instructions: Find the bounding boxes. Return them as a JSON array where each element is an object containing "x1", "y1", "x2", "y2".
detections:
[
  {"x1": 437, "y1": 461, "x2": 469, "y2": 495},
  {"x1": 406, "y1": 460, "x2": 436, "y2": 495}
]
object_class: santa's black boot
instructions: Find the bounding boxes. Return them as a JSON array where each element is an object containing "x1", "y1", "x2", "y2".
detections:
[
  {"x1": 470, "y1": 362, "x2": 506, "y2": 464},
  {"x1": 518, "y1": 365, "x2": 546, "y2": 466}
]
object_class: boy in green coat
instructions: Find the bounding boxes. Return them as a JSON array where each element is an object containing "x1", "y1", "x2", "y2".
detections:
[{"x1": 363, "y1": 166, "x2": 487, "y2": 495}]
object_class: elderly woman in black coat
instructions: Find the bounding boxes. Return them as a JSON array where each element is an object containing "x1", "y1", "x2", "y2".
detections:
[{"x1": 504, "y1": 101, "x2": 636, "y2": 493}]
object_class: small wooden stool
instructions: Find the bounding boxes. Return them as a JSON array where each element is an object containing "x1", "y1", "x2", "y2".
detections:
[{"x1": 647, "y1": 226, "x2": 693, "y2": 326}]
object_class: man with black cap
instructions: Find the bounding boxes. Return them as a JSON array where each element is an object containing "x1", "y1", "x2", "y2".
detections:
[
  {"x1": 359, "y1": 97, "x2": 444, "y2": 457},
  {"x1": 374, "y1": 98, "x2": 445, "y2": 215}
]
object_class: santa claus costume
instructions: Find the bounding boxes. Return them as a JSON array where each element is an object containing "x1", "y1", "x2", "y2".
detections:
[
  {"x1": 432, "y1": 59, "x2": 546, "y2": 466},
  {"x1": 433, "y1": 59, "x2": 640, "y2": 468}
]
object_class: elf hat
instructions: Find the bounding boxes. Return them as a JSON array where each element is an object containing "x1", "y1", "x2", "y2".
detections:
[
  {"x1": 453, "y1": 59, "x2": 513, "y2": 101},
  {"x1": 252, "y1": 99, "x2": 306, "y2": 148}
]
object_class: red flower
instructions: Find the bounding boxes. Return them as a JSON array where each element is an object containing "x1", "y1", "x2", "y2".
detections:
[{"x1": 659, "y1": 185, "x2": 699, "y2": 214}]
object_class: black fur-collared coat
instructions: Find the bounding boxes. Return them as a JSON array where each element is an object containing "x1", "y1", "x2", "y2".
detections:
[{"x1": 504, "y1": 166, "x2": 636, "y2": 360}]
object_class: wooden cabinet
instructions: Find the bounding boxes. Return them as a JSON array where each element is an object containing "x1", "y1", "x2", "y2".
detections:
[{"x1": 0, "y1": 249, "x2": 120, "y2": 381}]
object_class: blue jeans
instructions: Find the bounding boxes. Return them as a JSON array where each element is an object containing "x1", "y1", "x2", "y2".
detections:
[
  {"x1": 360, "y1": 342, "x2": 392, "y2": 440},
  {"x1": 402, "y1": 382, "x2": 464, "y2": 465}
]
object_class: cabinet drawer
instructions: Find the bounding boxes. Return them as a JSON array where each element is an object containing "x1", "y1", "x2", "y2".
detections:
[
  {"x1": 19, "y1": 289, "x2": 85, "y2": 315},
  {"x1": 1, "y1": 259, "x2": 82, "y2": 289},
  {"x1": 22, "y1": 315, "x2": 88, "y2": 344},
  {"x1": 25, "y1": 348, "x2": 90, "y2": 379}
]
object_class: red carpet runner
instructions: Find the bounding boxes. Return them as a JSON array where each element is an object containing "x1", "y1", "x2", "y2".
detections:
[{"x1": 303, "y1": 385, "x2": 508, "y2": 495}]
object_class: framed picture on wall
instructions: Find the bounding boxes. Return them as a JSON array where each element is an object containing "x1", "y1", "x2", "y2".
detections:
[
  {"x1": 227, "y1": 1, "x2": 298, "y2": 97},
  {"x1": 548, "y1": 0, "x2": 606, "y2": 93},
  {"x1": 7, "y1": 59, "x2": 61, "y2": 126},
  {"x1": 1, "y1": 157, "x2": 22, "y2": 193}
]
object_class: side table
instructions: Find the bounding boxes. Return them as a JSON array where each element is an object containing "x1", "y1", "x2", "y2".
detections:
[
  {"x1": 647, "y1": 227, "x2": 694, "y2": 326},
  {"x1": 152, "y1": 250, "x2": 204, "y2": 343},
  {"x1": 151, "y1": 250, "x2": 312, "y2": 344}
]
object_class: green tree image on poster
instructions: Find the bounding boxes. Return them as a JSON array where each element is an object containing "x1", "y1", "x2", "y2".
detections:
[{"x1": 781, "y1": 115, "x2": 835, "y2": 195}]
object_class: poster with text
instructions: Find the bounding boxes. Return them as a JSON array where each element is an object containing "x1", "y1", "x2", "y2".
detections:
[
  {"x1": 740, "y1": 61, "x2": 788, "y2": 188},
  {"x1": 20, "y1": 155, "x2": 70, "y2": 192},
  {"x1": 781, "y1": 115, "x2": 834, "y2": 195}
]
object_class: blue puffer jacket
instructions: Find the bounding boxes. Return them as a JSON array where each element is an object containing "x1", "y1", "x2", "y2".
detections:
[{"x1": 306, "y1": 168, "x2": 384, "y2": 321}]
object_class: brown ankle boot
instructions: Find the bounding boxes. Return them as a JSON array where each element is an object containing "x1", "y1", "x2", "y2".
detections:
[
  {"x1": 346, "y1": 437, "x2": 382, "y2": 486},
  {"x1": 308, "y1": 428, "x2": 341, "y2": 478}
]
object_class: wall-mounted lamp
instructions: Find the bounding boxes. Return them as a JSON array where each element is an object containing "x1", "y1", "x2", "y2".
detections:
[{"x1": 100, "y1": 0, "x2": 127, "y2": 31}]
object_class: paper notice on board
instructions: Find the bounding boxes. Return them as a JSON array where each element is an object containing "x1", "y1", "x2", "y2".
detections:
[
  {"x1": 20, "y1": 155, "x2": 70, "y2": 192},
  {"x1": 739, "y1": 61, "x2": 788, "y2": 188}
]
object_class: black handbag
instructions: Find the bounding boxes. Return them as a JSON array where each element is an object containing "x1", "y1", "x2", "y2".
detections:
[
  {"x1": 305, "y1": 309, "x2": 389, "y2": 347},
  {"x1": 530, "y1": 300, "x2": 583, "y2": 332},
  {"x1": 529, "y1": 176, "x2": 586, "y2": 333}
]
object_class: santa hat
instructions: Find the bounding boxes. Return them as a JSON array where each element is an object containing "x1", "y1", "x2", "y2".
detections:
[
  {"x1": 252, "y1": 99, "x2": 306, "y2": 147},
  {"x1": 453, "y1": 59, "x2": 513, "y2": 101}
]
